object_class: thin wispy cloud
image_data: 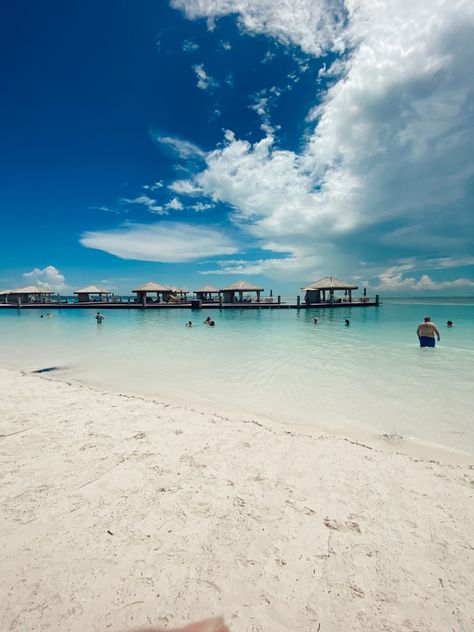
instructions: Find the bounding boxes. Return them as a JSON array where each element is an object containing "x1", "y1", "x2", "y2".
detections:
[
  {"x1": 193, "y1": 63, "x2": 219, "y2": 91},
  {"x1": 182, "y1": 39, "x2": 199, "y2": 52},
  {"x1": 122, "y1": 195, "x2": 167, "y2": 215},
  {"x1": 153, "y1": 134, "x2": 206, "y2": 159},
  {"x1": 89, "y1": 205, "x2": 124, "y2": 215},
  {"x1": 80, "y1": 222, "x2": 238, "y2": 263}
]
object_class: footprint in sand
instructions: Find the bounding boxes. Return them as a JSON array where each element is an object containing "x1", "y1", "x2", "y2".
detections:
[{"x1": 323, "y1": 517, "x2": 361, "y2": 533}]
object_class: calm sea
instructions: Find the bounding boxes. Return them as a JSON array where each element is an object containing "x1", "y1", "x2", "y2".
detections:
[{"x1": 1, "y1": 297, "x2": 473, "y2": 458}]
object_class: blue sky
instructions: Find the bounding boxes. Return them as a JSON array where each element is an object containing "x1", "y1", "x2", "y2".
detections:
[{"x1": 1, "y1": 0, "x2": 473, "y2": 295}]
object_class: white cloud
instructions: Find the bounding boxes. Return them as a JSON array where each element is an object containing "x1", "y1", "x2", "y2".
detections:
[
  {"x1": 169, "y1": 179, "x2": 202, "y2": 195},
  {"x1": 220, "y1": 40, "x2": 232, "y2": 50},
  {"x1": 376, "y1": 266, "x2": 474, "y2": 291},
  {"x1": 143, "y1": 181, "x2": 164, "y2": 191},
  {"x1": 192, "y1": 201, "x2": 214, "y2": 212},
  {"x1": 193, "y1": 63, "x2": 219, "y2": 91},
  {"x1": 122, "y1": 195, "x2": 167, "y2": 215},
  {"x1": 200, "y1": 254, "x2": 322, "y2": 278},
  {"x1": 165, "y1": 197, "x2": 184, "y2": 211},
  {"x1": 171, "y1": 0, "x2": 347, "y2": 56},
  {"x1": 23, "y1": 265, "x2": 67, "y2": 291},
  {"x1": 80, "y1": 222, "x2": 238, "y2": 263},
  {"x1": 173, "y1": 0, "x2": 474, "y2": 280}
]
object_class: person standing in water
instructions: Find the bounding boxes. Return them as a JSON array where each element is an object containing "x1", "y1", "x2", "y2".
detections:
[
  {"x1": 416, "y1": 315, "x2": 440, "y2": 347},
  {"x1": 95, "y1": 312, "x2": 105, "y2": 324}
]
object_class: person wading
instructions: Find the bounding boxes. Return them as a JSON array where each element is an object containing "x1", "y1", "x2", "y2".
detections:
[{"x1": 416, "y1": 315, "x2": 440, "y2": 348}]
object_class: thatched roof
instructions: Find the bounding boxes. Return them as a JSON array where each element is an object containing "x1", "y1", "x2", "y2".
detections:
[
  {"x1": 74, "y1": 285, "x2": 110, "y2": 294},
  {"x1": 9, "y1": 285, "x2": 54, "y2": 294},
  {"x1": 132, "y1": 281, "x2": 172, "y2": 292},
  {"x1": 301, "y1": 276, "x2": 358, "y2": 291},
  {"x1": 220, "y1": 280, "x2": 264, "y2": 291},
  {"x1": 194, "y1": 285, "x2": 220, "y2": 293}
]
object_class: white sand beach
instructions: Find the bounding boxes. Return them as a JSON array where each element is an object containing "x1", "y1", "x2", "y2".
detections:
[{"x1": 1, "y1": 367, "x2": 473, "y2": 632}]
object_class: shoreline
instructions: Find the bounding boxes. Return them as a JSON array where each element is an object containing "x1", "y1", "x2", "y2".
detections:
[
  {"x1": 20, "y1": 366, "x2": 474, "y2": 467},
  {"x1": 1, "y1": 367, "x2": 474, "y2": 631}
]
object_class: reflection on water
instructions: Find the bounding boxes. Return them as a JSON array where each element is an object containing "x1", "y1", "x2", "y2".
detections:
[{"x1": 0, "y1": 299, "x2": 473, "y2": 456}]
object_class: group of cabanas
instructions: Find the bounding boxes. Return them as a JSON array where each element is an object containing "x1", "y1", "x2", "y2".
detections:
[
  {"x1": 133, "y1": 280, "x2": 265, "y2": 304},
  {"x1": 1, "y1": 276, "x2": 367, "y2": 306}
]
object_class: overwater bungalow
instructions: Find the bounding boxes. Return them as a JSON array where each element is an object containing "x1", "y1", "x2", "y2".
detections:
[
  {"x1": 74, "y1": 285, "x2": 112, "y2": 303},
  {"x1": 302, "y1": 276, "x2": 358, "y2": 305},
  {"x1": 1, "y1": 285, "x2": 55, "y2": 305},
  {"x1": 132, "y1": 281, "x2": 172, "y2": 303},
  {"x1": 194, "y1": 285, "x2": 221, "y2": 302},
  {"x1": 220, "y1": 280, "x2": 264, "y2": 303}
]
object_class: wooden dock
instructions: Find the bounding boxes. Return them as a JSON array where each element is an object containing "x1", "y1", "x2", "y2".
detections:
[{"x1": 0, "y1": 299, "x2": 379, "y2": 310}]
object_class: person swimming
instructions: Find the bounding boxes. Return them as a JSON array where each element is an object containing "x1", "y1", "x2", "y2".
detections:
[
  {"x1": 344, "y1": 319, "x2": 350, "y2": 326},
  {"x1": 209, "y1": 320, "x2": 215, "y2": 327},
  {"x1": 447, "y1": 320, "x2": 454, "y2": 327},
  {"x1": 95, "y1": 312, "x2": 105, "y2": 323},
  {"x1": 203, "y1": 316, "x2": 211, "y2": 324},
  {"x1": 185, "y1": 320, "x2": 192, "y2": 327},
  {"x1": 313, "y1": 317, "x2": 318, "y2": 325}
]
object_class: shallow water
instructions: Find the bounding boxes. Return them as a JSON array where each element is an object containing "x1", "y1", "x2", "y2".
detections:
[{"x1": 1, "y1": 298, "x2": 473, "y2": 457}]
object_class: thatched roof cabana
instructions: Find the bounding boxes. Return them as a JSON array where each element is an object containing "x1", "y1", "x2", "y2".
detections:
[
  {"x1": 301, "y1": 276, "x2": 358, "y2": 291},
  {"x1": 194, "y1": 284, "x2": 220, "y2": 301},
  {"x1": 220, "y1": 280, "x2": 264, "y2": 303},
  {"x1": 302, "y1": 276, "x2": 358, "y2": 304},
  {"x1": 4, "y1": 285, "x2": 54, "y2": 304},
  {"x1": 132, "y1": 281, "x2": 172, "y2": 303},
  {"x1": 74, "y1": 285, "x2": 111, "y2": 303}
]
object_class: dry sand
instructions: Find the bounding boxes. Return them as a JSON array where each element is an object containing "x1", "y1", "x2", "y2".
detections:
[{"x1": 1, "y1": 367, "x2": 473, "y2": 632}]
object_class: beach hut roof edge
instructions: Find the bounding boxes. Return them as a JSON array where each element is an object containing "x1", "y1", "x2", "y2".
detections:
[
  {"x1": 132, "y1": 281, "x2": 172, "y2": 292},
  {"x1": 301, "y1": 276, "x2": 358, "y2": 291},
  {"x1": 9, "y1": 285, "x2": 54, "y2": 294},
  {"x1": 220, "y1": 280, "x2": 264, "y2": 291},
  {"x1": 194, "y1": 284, "x2": 220, "y2": 293},
  {"x1": 74, "y1": 285, "x2": 111, "y2": 294}
]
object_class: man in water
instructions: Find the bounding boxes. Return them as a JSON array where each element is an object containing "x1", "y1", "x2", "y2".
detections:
[
  {"x1": 416, "y1": 315, "x2": 440, "y2": 347},
  {"x1": 95, "y1": 312, "x2": 105, "y2": 323}
]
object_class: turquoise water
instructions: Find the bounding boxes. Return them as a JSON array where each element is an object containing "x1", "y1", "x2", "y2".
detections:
[{"x1": 0, "y1": 298, "x2": 473, "y2": 457}]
